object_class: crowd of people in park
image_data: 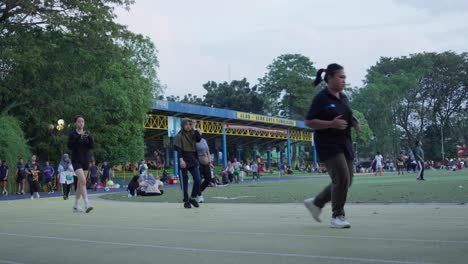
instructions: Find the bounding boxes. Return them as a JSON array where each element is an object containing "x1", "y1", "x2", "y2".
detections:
[
  {"x1": 352, "y1": 146, "x2": 467, "y2": 178},
  {"x1": 0, "y1": 153, "x2": 119, "y2": 198}
]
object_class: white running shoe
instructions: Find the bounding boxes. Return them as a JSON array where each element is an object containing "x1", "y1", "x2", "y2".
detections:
[
  {"x1": 30, "y1": 196, "x2": 34, "y2": 200},
  {"x1": 35, "y1": 193, "x2": 40, "y2": 199},
  {"x1": 330, "y1": 216, "x2": 351, "y2": 229},
  {"x1": 196, "y1": 195, "x2": 204, "y2": 203},
  {"x1": 73, "y1": 207, "x2": 84, "y2": 213},
  {"x1": 304, "y1": 197, "x2": 322, "y2": 222}
]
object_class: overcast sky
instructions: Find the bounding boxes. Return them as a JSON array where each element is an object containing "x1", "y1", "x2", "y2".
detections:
[{"x1": 115, "y1": 0, "x2": 468, "y2": 97}]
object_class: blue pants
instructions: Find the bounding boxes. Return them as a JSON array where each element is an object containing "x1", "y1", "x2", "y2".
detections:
[{"x1": 180, "y1": 165, "x2": 201, "y2": 202}]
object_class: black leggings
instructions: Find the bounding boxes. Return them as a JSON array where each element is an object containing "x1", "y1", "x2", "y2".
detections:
[
  {"x1": 62, "y1": 183, "x2": 72, "y2": 197},
  {"x1": 28, "y1": 179, "x2": 39, "y2": 195},
  {"x1": 199, "y1": 163, "x2": 211, "y2": 195}
]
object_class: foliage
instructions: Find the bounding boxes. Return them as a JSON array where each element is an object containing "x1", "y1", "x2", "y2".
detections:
[
  {"x1": 0, "y1": 115, "x2": 31, "y2": 178},
  {"x1": 0, "y1": 0, "x2": 160, "y2": 164},
  {"x1": 203, "y1": 78, "x2": 265, "y2": 113},
  {"x1": 258, "y1": 54, "x2": 318, "y2": 119},
  {"x1": 353, "y1": 52, "x2": 468, "y2": 159}
]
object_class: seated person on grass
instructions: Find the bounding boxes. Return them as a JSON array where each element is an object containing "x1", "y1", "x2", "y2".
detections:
[
  {"x1": 127, "y1": 175, "x2": 140, "y2": 197},
  {"x1": 137, "y1": 174, "x2": 164, "y2": 196}
]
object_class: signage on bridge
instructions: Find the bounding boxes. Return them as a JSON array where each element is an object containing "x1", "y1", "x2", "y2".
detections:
[{"x1": 236, "y1": 112, "x2": 296, "y2": 126}]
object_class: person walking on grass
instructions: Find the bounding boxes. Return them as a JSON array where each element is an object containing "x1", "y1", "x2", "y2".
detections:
[
  {"x1": 0, "y1": 160, "x2": 9, "y2": 196},
  {"x1": 26, "y1": 155, "x2": 40, "y2": 199},
  {"x1": 232, "y1": 158, "x2": 242, "y2": 183},
  {"x1": 87, "y1": 160, "x2": 98, "y2": 192},
  {"x1": 372, "y1": 152, "x2": 384, "y2": 176},
  {"x1": 414, "y1": 140, "x2": 425, "y2": 181},
  {"x1": 396, "y1": 152, "x2": 405, "y2": 175},
  {"x1": 42, "y1": 161, "x2": 55, "y2": 194},
  {"x1": 175, "y1": 118, "x2": 202, "y2": 209},
  {"x1": 29, "y1": 164, "x2": 40, "y2": 199},
  {"x1": 68, "y1": 115, "x2": 94, "y2": 213},
  {"x1": 303, "y1": 63, "x2": 361, "y2": 229},
  {"x1": 15, "y1": 158, "x2": 26, "y2": 195},
  {"x1": 196, "y1": 137, "x2": 213, "y2": 203},
  {"x1": 58, "y1": 154, "x2": 74, "y2": 200}
]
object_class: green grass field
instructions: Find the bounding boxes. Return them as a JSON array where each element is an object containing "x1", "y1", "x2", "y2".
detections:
[
  {"x1": 102, "y1": 170, "x2": 468, "y2": 204},
  {"x1": 1, "y1": 169, "x2": 467, "y2": 264}
]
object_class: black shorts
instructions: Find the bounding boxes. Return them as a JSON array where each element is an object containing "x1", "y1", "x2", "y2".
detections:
[
  {"x1": 90, "y1": 177, "x2": 97, "y2": 185},
  {"x1": 72, "y1": 161, "x2": 89, "y2": 171},
  {"x1": 16, "y1": 175, "x2": 25, "y2": 183}
]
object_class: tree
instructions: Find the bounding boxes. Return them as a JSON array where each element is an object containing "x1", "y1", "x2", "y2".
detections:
[
  {"x1": 180, "y1": 94, "x2": 204, "y2": 105},
  {"x1": 354, "y1": 52, "x2": 468, "y2": 160},
  {"x1": 202, "y1": 78, "x2": 265, "y2": 113},
  {"x1": 0, "y1": 115, "x2": 31, "y2": 192},
  {"x1": 0, "y1": 0, "x2": 160, "y2": 164},
  {"x1": 258, "y1": 54, "x2": 318, "y2": 119},
  {"x1": 351, "y1": 110, "x2": 373, "y2": 150}
]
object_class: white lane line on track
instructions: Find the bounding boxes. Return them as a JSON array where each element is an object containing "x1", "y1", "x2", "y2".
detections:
[
  {"x1": 7, "y1": 220, "x2": 468, "y2": 245},
  {"x1": 0, "y1": 232, "x2": 434, "y2": 264},
  {"x1": 0, "y1": 259, "x2": 24, "y2": 264}
]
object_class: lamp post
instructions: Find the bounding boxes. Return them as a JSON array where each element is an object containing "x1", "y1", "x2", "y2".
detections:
[
  {"x1": 353, "y1": 141, "x2": 358, "y2": 165},
  {"x1": 49, "y1": 119, "x2": 65, "y2": 156},
  {"x1": 49, "y1": 119, "x2": 65, "y2": 192},
  {"x1": 441, "y1": 123, "x2": 445, "y2": 161}
]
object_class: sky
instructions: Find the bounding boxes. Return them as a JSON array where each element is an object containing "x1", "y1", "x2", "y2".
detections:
[{"x1": 115, "y1": 0, "x2": 468, "y2": 97}]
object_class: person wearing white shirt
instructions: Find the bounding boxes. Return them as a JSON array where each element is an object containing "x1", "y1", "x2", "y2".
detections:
[{"x1": 373, "y1": 152, "x2": 384, "y2": 176}]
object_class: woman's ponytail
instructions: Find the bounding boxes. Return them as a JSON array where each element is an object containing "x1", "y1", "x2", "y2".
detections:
[{"x1": 314, "y1": 68, "x2": 326, "y2": 86}]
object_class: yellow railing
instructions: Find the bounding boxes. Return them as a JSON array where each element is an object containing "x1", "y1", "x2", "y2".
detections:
[{"x1": 144, "y1": 114, "x2": 312, "y2": 141}]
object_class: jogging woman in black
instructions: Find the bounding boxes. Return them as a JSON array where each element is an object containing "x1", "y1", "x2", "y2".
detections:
[
  {"x1": 303, "y1": 63, "x2": 361, "y2": 228},
  {"x1": 68, "y1": 115, "x2": 94, "y2": 213}
]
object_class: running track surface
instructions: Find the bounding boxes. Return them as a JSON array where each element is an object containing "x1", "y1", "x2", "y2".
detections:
[{"x1": 0, "y1": 198, "x2": 467, "y2": 264}]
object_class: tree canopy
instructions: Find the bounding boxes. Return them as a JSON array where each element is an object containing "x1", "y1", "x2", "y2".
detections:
[{"x1": 0, "y1": 0, "x2": 160, "y2": 164}]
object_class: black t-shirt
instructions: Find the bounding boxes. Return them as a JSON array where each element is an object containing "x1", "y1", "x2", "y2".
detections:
[
  {"x1": 88, "y1": 165, "x2": 98, "y2": 178},
  {"x1": 305, "y1": 88, "x2": 354, "y2": 161},
  {"x1": 17, "y1": 163, "x2": 26, "y2": 177},
  {"x1": 67, "y1": 130, "x2": 94, "y2": 165}
]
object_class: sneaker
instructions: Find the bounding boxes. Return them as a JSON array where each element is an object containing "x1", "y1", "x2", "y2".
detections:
[
  {"x1": 21, "y1": 191, "x2": 25, "y2": 195},
  {"x1": 189, "y1": 198, "x2": 199, "y2": 208},
  {"x1": 184, "y1": 202, "x2": 192, "y2": 209},
  {"x1": 85, "y1": 205, "x2": 94, "y2": 213},
  {"x1": 73, "y1": 207, "x2": 84, "y2": 213},
  {"x1": 304, "y1": 197, "x2": 322, "y2": 222},
  {"x1": 63, "y1": 195, "x2": 67, "y2": 200},
  {"x1": 330, "y1": 216, "x2": 351, "y2": 229},
  {"x1": 30, "y1": 195, "x2": 34, "y2": 200},
  {"x1": 35, "y1": 193, "x2": 40, "y2": 199},
  {"x1": 196, "y1": 195, "x2": 204, "y2": 203}
]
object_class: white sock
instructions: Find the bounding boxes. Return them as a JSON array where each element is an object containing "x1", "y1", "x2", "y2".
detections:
[
  {"x1": 84, "y1": 198, "x2": 89, "y2": 207},
  {"x1": 74, "y1": 199, "x2": 79, "y2": 208}
]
